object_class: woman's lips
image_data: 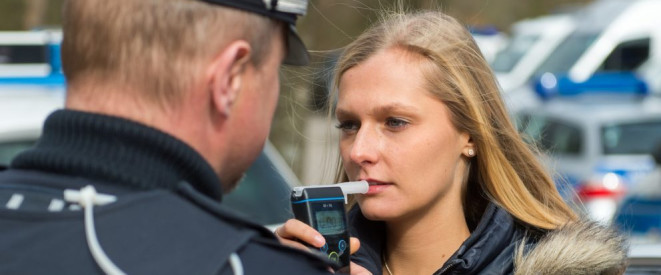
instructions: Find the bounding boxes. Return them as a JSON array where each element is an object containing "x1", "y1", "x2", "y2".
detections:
[{"x1": 364, "y1": 180, "x2": 391, "y2": 195}]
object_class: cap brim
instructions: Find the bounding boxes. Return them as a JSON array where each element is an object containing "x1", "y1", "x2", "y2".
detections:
[{"x1": 283, "y1": 25, "x2": 309, "y2": 66}]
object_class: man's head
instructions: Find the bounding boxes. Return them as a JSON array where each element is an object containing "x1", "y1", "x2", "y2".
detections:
[
  {"x1": 62, "y1": 0, "x2": 307, "y2": 104},
  {"x1": 61, "y1": 0, "x2": 308, "y2": 192}
]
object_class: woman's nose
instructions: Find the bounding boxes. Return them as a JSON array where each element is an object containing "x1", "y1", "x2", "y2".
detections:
[{"x1": 349, "y1": 126, "x2": 379, "y2": 166}]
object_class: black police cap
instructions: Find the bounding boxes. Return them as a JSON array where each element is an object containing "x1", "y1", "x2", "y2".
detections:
[{"x1": 199, "y1": 0, "x2": 310, "y2": 66}]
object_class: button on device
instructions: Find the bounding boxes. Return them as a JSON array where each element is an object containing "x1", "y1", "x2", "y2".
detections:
[
  {"x1": 338, "y1": 240, "x2": 346, "y2": 253},
  {"x1": 320, "y1": 243, "x2": 328, "y2": 253},
  {"x1": 328, "y1": 252, "x2": 340, "y2": 263}
]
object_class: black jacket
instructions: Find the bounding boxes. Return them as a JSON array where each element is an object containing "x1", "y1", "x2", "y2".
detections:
[
  {"x1": 0, "y1": 110, "x2": 332, "y2": 275},
  {"x1": 348, "y1": 203, "x2": 535, "y2": 275},
  {"x1": 349, "y1": 202, "x2": 629, "y2": 275}
]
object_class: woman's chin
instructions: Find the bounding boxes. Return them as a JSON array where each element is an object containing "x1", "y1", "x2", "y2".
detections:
[{"x1": 358, "y1": 202, "x2": 398, "y2": 221}]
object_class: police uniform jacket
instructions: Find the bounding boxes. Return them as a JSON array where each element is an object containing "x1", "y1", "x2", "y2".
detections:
[{"x1": 0, "y1": 110, "x2": 332, "y2": 275}]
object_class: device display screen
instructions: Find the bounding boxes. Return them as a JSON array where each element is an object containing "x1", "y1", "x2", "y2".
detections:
[{"x1": 315, "y1": 209, "x2": 345, "y2": 235}]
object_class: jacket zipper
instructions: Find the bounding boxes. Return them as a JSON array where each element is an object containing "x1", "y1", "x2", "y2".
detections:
[{"x1": 435, "y1": 262, "x2": 458, "y2": 275}]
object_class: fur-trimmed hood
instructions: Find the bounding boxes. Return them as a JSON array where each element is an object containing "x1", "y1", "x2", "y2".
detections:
[{"x1": 515, "y1": 220, "x2": 629, "y2": 275}]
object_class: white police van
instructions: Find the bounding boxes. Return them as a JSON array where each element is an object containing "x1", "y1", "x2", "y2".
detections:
[
  {"x1": 469, "y1": 26, "x2": 508, "y2": 64},
  {"x1": 562, "y1": 0, "x2": 661, "y2": 91},
  {"x1": 492, "y1": 13, "x2": 575, "y2": 93},
  {"x1": 516, "y1": 72, "x2": 661, "y2": 223},
  {"x1": 0, "y1": 30, "x2": 66, "y2": 164},
  {"x1": 0, "y1": 30, "x2": 63, "y2": 78},
  {"x1": 504, "y1": 0, "x2": 661, "y2": 113},
  {"x1": 0, "y1": 30, "x2": 299, "y2": 229}
]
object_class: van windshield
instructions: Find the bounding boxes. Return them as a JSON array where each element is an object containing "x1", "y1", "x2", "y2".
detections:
[
  {"x1": 491, "y1": 34, "x2": 539, "y2": 73},
  {"x1": 533, "y1": 33, "x2": 598, "y2": 75}
]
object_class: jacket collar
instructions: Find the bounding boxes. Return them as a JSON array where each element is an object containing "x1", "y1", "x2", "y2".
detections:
[
  {"x1": 11, "y1": 109, "x2": 223, "y2": 200},
  {"x1": 348, "y1": 202, "x2": 528, "y2": 274},
  {"x1": 441, "y1": 203, "x2": 526, "y2": 274}
]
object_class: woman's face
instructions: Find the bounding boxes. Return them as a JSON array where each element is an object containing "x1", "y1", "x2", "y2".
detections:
[{"x1": 336, "y1": 48, "x2": 472, "y2": 222}]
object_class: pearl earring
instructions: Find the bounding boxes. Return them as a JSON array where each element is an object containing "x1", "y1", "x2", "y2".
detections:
[{"x1": 467, "y1": 149, "x2": 475, "y2": 157}]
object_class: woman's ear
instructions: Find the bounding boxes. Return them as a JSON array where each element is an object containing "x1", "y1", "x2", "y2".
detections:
[
  {"x1": 463, "y1": 135, "x2": 476, "y2": 158},
  {"x1": 207, "y1": 40, "x2": 252, "y2": 118}
]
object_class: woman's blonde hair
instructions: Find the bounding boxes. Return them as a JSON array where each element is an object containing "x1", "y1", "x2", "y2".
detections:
[{"x1": 330, "y1": 11, "x2": 577, "y2": 230}]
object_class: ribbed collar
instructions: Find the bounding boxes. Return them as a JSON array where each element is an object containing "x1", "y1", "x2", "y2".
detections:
[{"x1": 11, "y1": 109, "x2": 223, "y2": 200}]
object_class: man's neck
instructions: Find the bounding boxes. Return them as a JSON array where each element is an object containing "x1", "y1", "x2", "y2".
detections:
[
  {"x1": 64, "y1": 84, "x2": 222, "y2": 176},
  {"x1": 66, "y1": 85, "x2": 169, "y2": 128}
]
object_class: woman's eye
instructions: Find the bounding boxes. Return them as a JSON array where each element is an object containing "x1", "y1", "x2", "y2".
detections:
[
  {"x1": 336, "y1": 121, "x2": 360, "y2": 132},
  {"x1": 385, "y1": 117, "x2": 409, "y2": 129}
]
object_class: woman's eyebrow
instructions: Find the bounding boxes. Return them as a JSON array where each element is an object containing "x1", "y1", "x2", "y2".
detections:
[
  {"x1": 334, "y1": 108, "x2": 353, "y2": 118},
  {"x1": 372, "y1": 103, "x2": 418, "y2": 115},
  {"x1": 336, "y1": 103, "x2": 418, "y2": 118}
]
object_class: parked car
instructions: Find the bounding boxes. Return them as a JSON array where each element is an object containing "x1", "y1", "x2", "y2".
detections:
[
  {"x1": 516, "y1": 73, "x2": 661, "y2": 223},
  {"x1": 625, "y1": 241, "x2": 661, "y2": 274},
  {"x1": 0, "y1": 90, "x2": 65, "y2": 164},
  {"x1": 613, "y1": 142, "x2": 661, "y2": 244},
  {"x1": 224, "y1": 141, "x2": 299, "y2": 228}
]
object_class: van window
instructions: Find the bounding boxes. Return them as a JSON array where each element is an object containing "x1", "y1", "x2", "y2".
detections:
[
  {"x1": 518, "y1": 114, "x2": 583, "y2": 156},
  {"x1": 598, "y1": 38, "x2": 650, "y2": 71},
  {"x1": 602, "y1": 120, "x2": 661, "y2": 155},
  {"x1": 491, "y1": 34, "x2": 539, "y2": 73},
  {"x1": 0, "y1": 45, "x2": 48, "y2": 64},
  {"x1": 534, "y1": 33, "x2": 599, "y2": 75}
]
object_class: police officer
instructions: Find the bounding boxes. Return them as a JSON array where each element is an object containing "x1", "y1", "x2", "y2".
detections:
[{"x1": 0, "y1": 0, "x2": 334, "y2": 274}]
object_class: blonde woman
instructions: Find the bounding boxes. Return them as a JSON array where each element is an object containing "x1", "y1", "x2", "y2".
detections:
[{"x1": 276, "y1": 10, "x2": 627, "y2": 275}]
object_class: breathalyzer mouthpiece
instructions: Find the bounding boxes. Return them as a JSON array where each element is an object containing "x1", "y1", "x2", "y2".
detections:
[
  {"x1": 336, "y1": 180, "x2": 369, "y2": 196},
  {"x1": 292, "y1": 180, "x2": 368, "y2": 198}
]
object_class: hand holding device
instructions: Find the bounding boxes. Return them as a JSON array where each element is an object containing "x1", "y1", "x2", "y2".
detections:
[{"x1": 290, "y1": 181, "x2": 368, "y2": 273}]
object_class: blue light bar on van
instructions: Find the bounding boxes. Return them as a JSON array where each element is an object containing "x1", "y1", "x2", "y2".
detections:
[
  {"x1": 49, "y1": 43, "x2": 62, "y2": 74},
  {"x1": 0, "y1": 74, "x2": 65, "y2": 86},
  {"x1": 468, "y1": 25, "x2": 500, "y2": 36},
  {"x1": 534, "y1": 72, "x2": 649, "y2": 100}
]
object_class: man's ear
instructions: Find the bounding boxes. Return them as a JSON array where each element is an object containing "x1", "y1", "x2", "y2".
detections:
[{"x1": 207, "y1": 40, "x2": 252, "y2": 118}]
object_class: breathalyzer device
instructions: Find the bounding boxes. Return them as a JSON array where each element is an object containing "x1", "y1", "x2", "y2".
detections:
[{"x1": 290, "y1": 181, "x2": 368, "y2": 273}]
